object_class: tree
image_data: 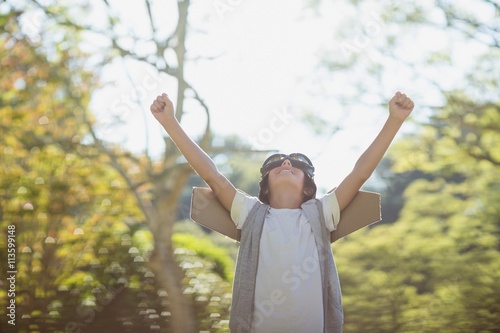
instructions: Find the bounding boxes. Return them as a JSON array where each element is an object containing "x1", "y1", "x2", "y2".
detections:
[
  {"x1": 0, "y1": 7, "x2": 147, "y2": 332},
  {"x1": 0, "y1": 7, "x2": 166, "y2": 332},
  {"x1": 332, "y1": 94, "x2": 500, "y2": 331},
  {"x1": 309, "y1": 0, "x2": 500, "y2": 331},
  {"x1": 4, "y1": 0, "x2": 264, "y2": 331},
  {"x1": 389, "y1": 93, "x2": 500, "y2": 331},
  {"x1": 308, "y1": 0, "x2": 498, "y2": 129}
]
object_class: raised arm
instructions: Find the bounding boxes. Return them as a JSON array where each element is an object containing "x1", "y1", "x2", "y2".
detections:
[
  {"x1": 150, "y1": 93, "x2": 236, "y2": 212},
  {"x1": 334, "y1": 91, "x2": 414, "y2": 211}
]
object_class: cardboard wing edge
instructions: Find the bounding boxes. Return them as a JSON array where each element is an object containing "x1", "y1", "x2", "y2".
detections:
[
  {"x1": 190, "y1": 187, "x2": 239, "y2": 240},
  {"x1": 190, "y1": 187, "x2": 381, "y2": 243}
]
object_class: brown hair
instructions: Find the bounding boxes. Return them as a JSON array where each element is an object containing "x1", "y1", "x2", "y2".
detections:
[{"x1": 258, "y1": 174, "x2": 317, "y2": 204}]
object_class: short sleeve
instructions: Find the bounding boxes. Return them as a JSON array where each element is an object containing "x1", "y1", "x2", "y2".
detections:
[
  {"x1": 320, "y1": 191, "x2": 341, "y2": 232},
  {"x1": 230, "y1": 190, "x2": 260, "y2": 230}
]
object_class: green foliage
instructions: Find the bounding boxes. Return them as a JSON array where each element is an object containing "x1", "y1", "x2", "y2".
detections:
[
  {"x1": 333, "y1": 89, "x2": 500, "y2": 332},
  {"x1": 173, "y1": 219, "x2": 239, "y2": 260},
  {"x1": 0, "y1": 7, "x2": 161, "y2": 332},
  {"x1": 171, "y1": 233, "x2": 235, "y2": 332},
  {"x1": 173, "y1": 233, "x2": 235, "y2": 282},
  {"x1": 0, "y1": 3, "x2": 237, "y2": 332},
  {"x1": 318, "y1": 2, "x2": 500, "y2": 328}
]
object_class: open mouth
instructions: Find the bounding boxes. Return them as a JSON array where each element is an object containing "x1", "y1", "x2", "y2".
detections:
[{"x1": 278, "y1": 169, "x2": 293, "y2": 174}]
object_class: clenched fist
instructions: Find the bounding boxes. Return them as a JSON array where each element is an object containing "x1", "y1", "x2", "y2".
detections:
[
  {"x1": 388, "y1": 91, "x2": 414, "y2": 121},
  {"x1": 150, "y1": 93, "x2": 175, "y2": 126}
]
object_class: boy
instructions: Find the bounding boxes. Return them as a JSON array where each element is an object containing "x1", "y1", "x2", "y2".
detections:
[{"x1": 150, "y1": 92, "x2": 414, "y2": 333}]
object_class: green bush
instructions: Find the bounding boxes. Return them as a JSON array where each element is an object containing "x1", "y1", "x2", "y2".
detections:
[{"x1": 173, "y1": 233, "x2": 235, "y2": 282}]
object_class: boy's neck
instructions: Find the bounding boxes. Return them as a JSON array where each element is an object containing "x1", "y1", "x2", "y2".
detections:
[{"x1": 269, "y1": 192, "x2": 303, "y2": 209}]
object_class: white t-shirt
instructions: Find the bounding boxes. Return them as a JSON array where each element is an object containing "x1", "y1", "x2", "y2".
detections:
[{"x1": 230, "y1": 190, "x2": 341, "y2": 333}]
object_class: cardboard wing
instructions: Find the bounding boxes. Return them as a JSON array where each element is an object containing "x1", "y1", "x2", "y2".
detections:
[{"x1": 190, "y1": 187, "x2": 381, "y2": 243}]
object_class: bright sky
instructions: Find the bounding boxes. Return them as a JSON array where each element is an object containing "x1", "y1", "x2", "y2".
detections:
[
  {"x1": 80, "y1": 0, "x2": 493, "y2": 194},
  {"x1": 86, "y1": 0, "x2": 387, "y2": 194}
]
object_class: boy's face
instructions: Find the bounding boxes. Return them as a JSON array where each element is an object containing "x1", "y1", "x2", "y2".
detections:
[
  {"x1": 267, "y1": 159, "x2": 305, "y2": 193},
  {"x1": 260, "y1": 153, "x2": 314, "y2": 179}
]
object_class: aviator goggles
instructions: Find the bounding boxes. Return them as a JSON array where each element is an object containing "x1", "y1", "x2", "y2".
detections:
[{"x1": 260, "y1": 153, "x2": 315, "y2": 179}]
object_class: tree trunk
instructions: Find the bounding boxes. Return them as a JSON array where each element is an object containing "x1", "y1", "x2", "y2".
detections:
[{"x1": 148, "y1": 171, "x2": 197, "y2": 333}]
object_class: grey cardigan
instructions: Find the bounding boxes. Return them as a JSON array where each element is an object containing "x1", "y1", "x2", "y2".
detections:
[{"x1": 229, "y1": 198, "x2": 344, "y2": 333}]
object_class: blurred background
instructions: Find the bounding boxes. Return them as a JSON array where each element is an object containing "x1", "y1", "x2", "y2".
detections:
[{"x1": 0, "y1": 0, "x2": 499, "y2": 332}]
